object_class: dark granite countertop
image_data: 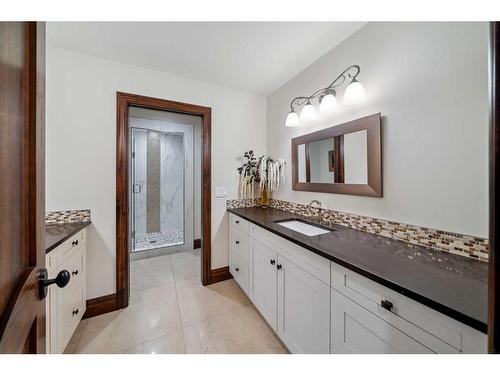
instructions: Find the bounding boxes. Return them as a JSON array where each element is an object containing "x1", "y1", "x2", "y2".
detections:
[
  {"x1": 227, "y1": 206, "x2": 488, "y2": 333},
  {"x1": 45, "y1": 221, "x2": 91, "y2": 254}
]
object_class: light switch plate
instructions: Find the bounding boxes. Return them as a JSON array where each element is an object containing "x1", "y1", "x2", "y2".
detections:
[{"x1": 215, "y1": 186, "x2": 228, "y2": 198}]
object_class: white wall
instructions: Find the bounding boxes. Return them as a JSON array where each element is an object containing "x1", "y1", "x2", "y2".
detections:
[
  {"x1": 46, "y1": 47, "x2": 266, "y2": 299},
  {"x1": 267, "y1": 22, "x2": 489, "y2": 238}
]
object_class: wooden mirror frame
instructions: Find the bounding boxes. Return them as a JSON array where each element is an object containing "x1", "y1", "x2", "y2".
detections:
[{"x1": 291, "y1": 113, "x2": 382, "y2": 197}]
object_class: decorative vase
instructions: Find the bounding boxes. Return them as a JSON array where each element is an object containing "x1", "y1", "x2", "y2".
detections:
[{"x1": 260, "y1": 186, "x2": 270, "y2": 207}]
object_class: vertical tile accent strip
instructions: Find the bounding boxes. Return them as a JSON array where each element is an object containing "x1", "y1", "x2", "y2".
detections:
[{"x1": 147, "y1": 131, "x2": 161, "y2": 233}]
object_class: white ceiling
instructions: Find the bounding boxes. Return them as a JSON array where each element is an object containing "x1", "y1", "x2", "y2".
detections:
[{"x1": 47, "y1": 22, "x2": 365, "y2": 95}]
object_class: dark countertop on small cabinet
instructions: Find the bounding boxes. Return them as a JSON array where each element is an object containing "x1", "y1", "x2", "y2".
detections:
[{"x1": 45, "y1": 221, "x2": 91, "y2": 254}]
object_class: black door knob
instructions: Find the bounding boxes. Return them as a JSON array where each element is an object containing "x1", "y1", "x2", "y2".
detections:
[{"x1": 39, "y1": 269, "x2": 71, "y2": 299}]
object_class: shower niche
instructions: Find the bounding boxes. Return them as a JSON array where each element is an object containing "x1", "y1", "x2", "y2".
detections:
[{"x1": 129, "y1": 107, "x2": 195, "y2": 256}]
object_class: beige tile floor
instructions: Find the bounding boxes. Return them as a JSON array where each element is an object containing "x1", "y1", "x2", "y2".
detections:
[{"x1": 65, "y1": 249, "x2": 288, "y2": 354}]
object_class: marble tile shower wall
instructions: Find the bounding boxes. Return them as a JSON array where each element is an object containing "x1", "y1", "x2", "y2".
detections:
[
  {"x1": 45, "y1": 209, "x2": 91, "y2": 225},
  {"x1": 226, "y1": 199, "x2": 489, "y2": 261}
]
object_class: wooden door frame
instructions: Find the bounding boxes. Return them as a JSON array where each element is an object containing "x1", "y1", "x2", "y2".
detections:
[
  {"x1": 114, "y1": 92, "x2": 230, "y2": 310},
  {"x1": 489, "y1": 21, "x2": 500, "y2": 353}
]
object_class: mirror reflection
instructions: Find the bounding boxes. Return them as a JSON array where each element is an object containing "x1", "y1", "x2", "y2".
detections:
[{"x1": 297, "y1": 130, "x2": 368, "y2": 184}]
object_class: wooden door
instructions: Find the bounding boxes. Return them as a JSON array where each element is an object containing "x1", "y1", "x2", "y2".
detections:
[
  {"x1": 277, "y1": 255, "x2": 330, "y2": 354},
  {"x1": 250, "y1": 240, "x2": 278, "y2": 330},
  {"x1": 0, "y1": 22, "x2": 46, "y2": 354}
]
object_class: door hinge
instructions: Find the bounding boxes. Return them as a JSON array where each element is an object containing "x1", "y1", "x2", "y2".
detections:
[{"x1": 132, "y1": 151, "x2": 136, "y2": 158}]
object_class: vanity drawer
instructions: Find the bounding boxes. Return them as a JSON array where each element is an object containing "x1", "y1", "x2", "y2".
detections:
[
  {"x1": 251, "y1": 224, "x2": 330, "y2": 285},
  {"x1": 230, "y1": 213, "x2": 250, "y2": 234},
  {"x1": 57, "y1": 246, "x2": 85, "y2": 352},
  {"x1": 59, "y1": 230, "x2": 85, "y2": 263},
  {"x1": 330, "y1": 262, "x2": 479, "y2": 353},
  {"x1": 230, "y1": 252, "x2": 249, "y2": 294},
  {"x1": 230, "y1": 226, "x2": 249, "y2": 262}
]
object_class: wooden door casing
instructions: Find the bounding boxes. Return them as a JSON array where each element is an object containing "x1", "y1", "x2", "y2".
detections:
[{"x1": 0, "y1": 22, "x2": 46, "y2": 354}]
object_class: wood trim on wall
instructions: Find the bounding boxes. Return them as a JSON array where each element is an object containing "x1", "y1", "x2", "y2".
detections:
[
  {"x1": 82, "y1": 293, "x2": 119, "y2": 320},
  {"x1": 209, "y1": 266, "x2": 232, "y2": 284},
  {"x1": 489, "y1": 21, "x2": 500, "y2": 354},
  {"x1": 115, "y1": 92, "x2": 216, "y2": 311}
]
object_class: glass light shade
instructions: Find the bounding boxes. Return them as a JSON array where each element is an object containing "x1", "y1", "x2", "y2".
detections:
[
  {"x1": 285, "y1": 110, "x2": 300, "y2": 127},
  {"x1": 319, "y1": 93, "x2": 338, "y2": 114},
  {"x1": 300, "y1": 102, "x2": 316, "y2": 123},
  {"x1": 343, "y1": 80, "x2": 366, "y2": 105}
]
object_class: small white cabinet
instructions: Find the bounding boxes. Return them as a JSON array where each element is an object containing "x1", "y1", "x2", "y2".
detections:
[{"x1": 46, "y1": 228, "x2": 87, "y2": 354}]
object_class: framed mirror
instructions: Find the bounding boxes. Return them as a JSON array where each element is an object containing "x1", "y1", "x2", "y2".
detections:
[{"x1": 291, "y1": 113, "x2": 382, "y2": 197}]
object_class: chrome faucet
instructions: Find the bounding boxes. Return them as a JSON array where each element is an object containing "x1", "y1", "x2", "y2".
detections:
[{"x1": 307, "y1": 200, "x2": 323, "y2": 222}]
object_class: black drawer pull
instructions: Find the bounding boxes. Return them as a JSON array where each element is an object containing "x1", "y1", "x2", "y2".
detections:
[
  {"x1": 381, "y1": 299, "x2": 393, "y2": 311},
  {"x1": 270, "y1": 259, "x2": 275, "y2": 265},
  {"x1": 72, "y1": 239, "x2": 79, "y2": 246},
  {"x1": 235, "y1": 220, "x2": 240, "y2": 224},
  {"x1": 235, "y1": 267, "x2": 239, "y2": 272},
  {"x1": 277, "y1": 264, "x2": 282, "y2": 270},
  {"x1": 235, "y1": 240, "x2": 240, "y2": 244},
  {"x1": 72, "y1": 270, "x2": 79, "y2": 276},
  {"x1": 72, "y1": 308, "x2": 79, "y2": 316}
]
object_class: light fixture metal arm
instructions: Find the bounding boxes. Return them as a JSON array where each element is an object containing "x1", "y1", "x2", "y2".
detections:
[{"x1": 289, "y1": 64, "x2": 361, "y2": 111}]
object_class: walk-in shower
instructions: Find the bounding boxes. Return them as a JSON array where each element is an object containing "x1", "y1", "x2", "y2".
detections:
[{"x1": 129, "y1": 107, "x2": 196, "y2": 257}]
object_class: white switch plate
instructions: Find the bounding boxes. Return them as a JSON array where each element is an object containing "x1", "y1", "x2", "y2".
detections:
[{"x1": 215, "y1": 186, "x2": 228, "y2": 198}]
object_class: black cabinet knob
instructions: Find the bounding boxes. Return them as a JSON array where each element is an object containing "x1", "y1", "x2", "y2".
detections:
[
  {"x1": 72, "y1": 239, "x2": 79, "y2": 246},
  {"x1": 235, "y1": 267, "x2": 239, "y2": 272},
  {"x1": 235, "y1": 241, "x2": 240, "y2": 244},
  {"x1": 277, "y1": 264, "x2": 282, "y2": 270},
  {"x1": 72, "y1": 308, "x2": 79, "y2": 316},
  {"x1": 381, "y1": 299, "x2": 393, "y2": 311},
  {"x1": 39, "y1": 269, "x2": 71, "y2": 299},
  {"x1": 235, "y1": 220, "x2": 240, "y2": 224},
  {"x1": 270, "y1": 259, "x2": 276, "y2": 265},
  {"x1": 72, "y1": 270, "x2": 79, "y2": 276}
]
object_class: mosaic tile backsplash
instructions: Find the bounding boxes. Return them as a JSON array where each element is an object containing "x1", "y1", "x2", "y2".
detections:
[
  {"x1": 45, "y1": 209, "x2": 91, "y2": 225},
  {"x1": 226, "y1": 198, "x2": 489, "y2": 261}
]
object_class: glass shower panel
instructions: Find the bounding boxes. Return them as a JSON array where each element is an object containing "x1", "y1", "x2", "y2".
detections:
[{"x1": 131, "y1": 128, "x2": 185, "y2": 252}]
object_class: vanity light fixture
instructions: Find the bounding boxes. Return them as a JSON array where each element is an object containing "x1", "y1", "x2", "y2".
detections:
[{"x1": 285, "y1": 64, "x2": 366, "y2": 127}]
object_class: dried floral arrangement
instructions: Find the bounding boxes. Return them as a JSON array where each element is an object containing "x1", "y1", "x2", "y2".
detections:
[{"x1": 237, "y1": 150, "x2": 285, "y2": 204}]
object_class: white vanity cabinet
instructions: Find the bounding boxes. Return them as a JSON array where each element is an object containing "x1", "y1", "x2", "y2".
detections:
[
  {"x1": 46, "y1": 228, "x2": 87, "y2": 354},
  {"x1": 330, "y1": 262, "x2": 487, "y2": 354},
  {"x1": 229, "y1": 213, "x2": 330, "y2": 354},
  {"x1": 228, "y1": 212, "x2": 487, "y2": 354}
]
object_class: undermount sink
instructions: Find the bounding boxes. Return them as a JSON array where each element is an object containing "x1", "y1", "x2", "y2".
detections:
[{"x1": 274, "y1": 219, "x2": 332, "y2": 237}]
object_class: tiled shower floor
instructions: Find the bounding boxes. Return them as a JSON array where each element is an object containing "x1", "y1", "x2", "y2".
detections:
[{"x1": 133, "y1": 230, "x2": 184, "y2": 252}]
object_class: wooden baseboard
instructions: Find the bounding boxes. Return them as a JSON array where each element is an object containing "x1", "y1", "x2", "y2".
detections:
[
  {"x1": 83, "y1": 293, "x2": 120, "y2": 319},
  {"x1": 193, "y1": 238, "x2": 201, "y2": 249},
  {"x1": 209, "y1": 266, "x2": 232, "y2": 284}
]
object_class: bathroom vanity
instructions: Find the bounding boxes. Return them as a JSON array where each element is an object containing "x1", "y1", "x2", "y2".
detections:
[
  {"x1": 45, "y1": 222, "x2": 90, "y2": 354},
  {"x1": 227, "y1": 207, "x2": 487, "y2": 354}
]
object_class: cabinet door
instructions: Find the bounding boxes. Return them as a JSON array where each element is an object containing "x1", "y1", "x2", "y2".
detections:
[
  {"x1": 331, "y1": 288, "x2": 432, "y2": 354},
  {"x1": 250, "y1": 240, "x2": 278, "y2": 330},
  {"x1": 277, "y1": 256, "x2": 330, "y2": 353}
]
